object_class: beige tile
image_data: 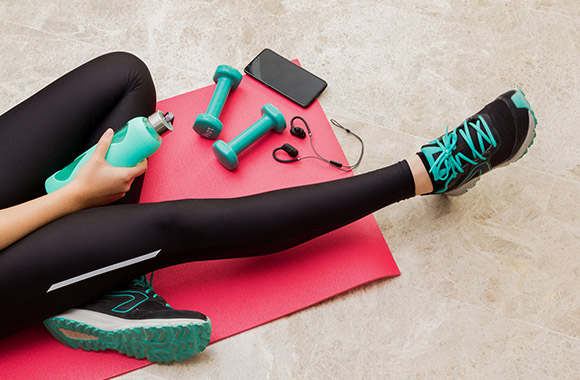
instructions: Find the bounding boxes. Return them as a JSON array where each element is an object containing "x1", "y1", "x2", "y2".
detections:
[
  {"x1": 147, "y1": 63, "x2": 208, "y2": 101},
  {"x1": 528, "y1": 0, "x2": 580, "y2": 18},
  {"x1": 143, "y1": 282, "x2": 580, "y2": 379},
  {"x1": 113, "y1": 370, "x2": 167, "y2": 380},
  {"x1": 386, "y1": 164, "x2": 553, "y2": 315},
  {"x1": 389, "y1": 0, "x2": 538, "y2": 34},
  {"x1": 0, "y1": 20, "x2": 105, "y2": 112},
  {"x1": 515, "y1": 178, "x2": 580, "y2": 338}
]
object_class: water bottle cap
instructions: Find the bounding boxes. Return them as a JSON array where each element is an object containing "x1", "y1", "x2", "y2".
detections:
[{"x1": 148, "y1": 111, "x2": 174, "y2": 135}]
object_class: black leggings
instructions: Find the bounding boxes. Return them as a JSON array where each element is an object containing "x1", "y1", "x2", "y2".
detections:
[{"x1": 0, "y1": 52, "x2": 416, "y2": 339}]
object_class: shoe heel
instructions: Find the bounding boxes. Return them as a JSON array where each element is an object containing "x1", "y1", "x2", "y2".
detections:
[
  {"x1": 506, "y1": 88, "x2": 538, "y2": 164},
  {"x1": 511, "y1": 87, "x2": 537, "y2": 125}
]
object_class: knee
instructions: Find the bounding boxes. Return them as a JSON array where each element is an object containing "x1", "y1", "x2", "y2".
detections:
[
  {"x1": 104, "y1": 51, "x2": 150, "y2": 75},
  {"x1": 100, "y1": 51, "x2": 154, "y2": 87},
  {"x1": 103, "y1": 51, "x2": 156, "y2": 109}
]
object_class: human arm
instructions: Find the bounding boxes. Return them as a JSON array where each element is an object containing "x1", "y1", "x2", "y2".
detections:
[{"x1": 0, "y1": 128, "x2": 147, "y2": 251}]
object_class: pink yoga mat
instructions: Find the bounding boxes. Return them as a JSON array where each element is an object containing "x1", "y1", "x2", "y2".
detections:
[{"x1": 0, "y1": 61, "x2": 400, "y2": 380}]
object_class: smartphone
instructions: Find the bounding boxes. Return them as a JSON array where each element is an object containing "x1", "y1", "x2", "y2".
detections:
[{"x1": 244, "y1": 49, "x2": 328, "y2": 108}]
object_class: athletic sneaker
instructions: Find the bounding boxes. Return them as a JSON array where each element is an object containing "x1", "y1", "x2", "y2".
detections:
[
  {"x1": 43, "y1": 274, "x2": 211, "y2": 363},
  {"x1": 419, "y1": 88, "x2": 537, "y2": 195}
]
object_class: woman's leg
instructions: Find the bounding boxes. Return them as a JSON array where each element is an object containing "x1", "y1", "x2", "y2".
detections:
[
  {"x1": 0, "y1": 159, "x2": 417, "y2": 338},
  {"x1": 0, "y1": 51, "x2": 155, "y2": 208}
]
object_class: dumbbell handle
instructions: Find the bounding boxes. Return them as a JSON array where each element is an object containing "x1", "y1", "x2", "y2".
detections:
[
  {"x1": 229, "y1": 116, "x2": 276, "y2": 154},
  {"x1": 206, "y1": 77, "x2": 234, "y2": 117}
]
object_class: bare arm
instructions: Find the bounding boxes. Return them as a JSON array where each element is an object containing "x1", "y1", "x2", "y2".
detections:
[
  {"x1": 0, "y1": 187, "x2": 86, "y2": 250},
  {"x1": 0, "y1": 129, "x2": 147, "y2": 251}
]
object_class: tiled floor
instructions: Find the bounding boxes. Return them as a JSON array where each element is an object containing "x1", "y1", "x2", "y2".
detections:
[{"x1": 2, "y1": 1, "x2": 579, "y2": 379}]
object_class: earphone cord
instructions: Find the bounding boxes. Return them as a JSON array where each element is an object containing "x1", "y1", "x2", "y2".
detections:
[
  {"x1": 330, "y1": 119, "x2": 364, "y2": 171},
  {"x1": 292, "y1": 117, "x2": 364, "y2": 172}
]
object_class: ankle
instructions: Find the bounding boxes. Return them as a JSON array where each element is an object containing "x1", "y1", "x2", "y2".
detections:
[{"x1": 407, "y1": 154, "x2": 434, "y2": 195}]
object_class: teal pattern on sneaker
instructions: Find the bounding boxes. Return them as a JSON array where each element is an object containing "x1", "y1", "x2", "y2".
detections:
[
  {"x1": 512, "y1": 87, "x2": 534, "y2": 118},
  {"x1": 421, "y1": 88, "x2": 538, "y2": 195},
  {"x1": 43, "y1": 315, "x2": 211, "y2": 363},
  {"x1": 43, "y1": 274, "x2": 212, "y2": 363},
  {"x1": 422, "y1": 115, "x2": 497, "y2": 194}
]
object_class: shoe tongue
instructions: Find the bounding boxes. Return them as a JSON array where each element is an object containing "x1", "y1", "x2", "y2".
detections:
[
  {"x1": 421, "y1": 142, "x2": 456, "y2": 186},
  {"x1": 458, "y1": 126, "x2": 478, "y2": 160},
  {"x1": 421, "y1": 145, "x2": 441, "y2": 169}
]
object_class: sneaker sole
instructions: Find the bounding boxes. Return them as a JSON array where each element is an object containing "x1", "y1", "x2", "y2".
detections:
[
  {"x1": 43, "y1": 316, "x2": 212, "y2": 363},
  {"x1": 444, "y1": 88, "x2": 537, "y2": 196}
]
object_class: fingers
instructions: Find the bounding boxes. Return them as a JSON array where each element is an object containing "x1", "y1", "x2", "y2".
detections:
[
  {"x1": 126, "y1": 159, "x2": 148, "y2": 178},
  {"x1": 94, "y1": 128, "x2": 114, "y2": 159}
]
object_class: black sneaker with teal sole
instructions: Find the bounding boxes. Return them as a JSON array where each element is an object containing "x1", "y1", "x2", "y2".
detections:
[
  {"x1": 43, "y1": 275, "x2": 211, "y2": 363},
  {"x1": 419, "y1": 88, "x2": 537, "y2": 195}
]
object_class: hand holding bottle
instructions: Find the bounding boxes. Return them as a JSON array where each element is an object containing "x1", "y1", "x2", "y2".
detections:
[
  {"x1": 45, "y1": 111, "x2": 173, "y2": 194},
  {"x1": 66, "y1": 129, "x2": 148, "y2": 208}
]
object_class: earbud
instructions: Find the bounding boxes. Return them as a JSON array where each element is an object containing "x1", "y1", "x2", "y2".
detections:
[
  {"x1": 273, "y1": 143, "x2": 300, "y2": 163},
  {"x1": 290, "y1": 126, "x2": 306, "y2": 139},
  {"x1": 280, "y1": 143, "x2": 299, "y2": 157}
]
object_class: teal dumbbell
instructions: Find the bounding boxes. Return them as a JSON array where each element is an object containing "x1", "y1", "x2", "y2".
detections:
[
  {"x1": 193, "y1": 65, "x2": 243, "y2": 139},
  {"x1": 213, "y1": 104, "x2": 286, "y2": 170}
]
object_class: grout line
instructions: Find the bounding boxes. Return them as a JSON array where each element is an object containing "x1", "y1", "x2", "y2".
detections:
[{"x1": 515, "y1": 319, "x2": 580, "y2": 343}]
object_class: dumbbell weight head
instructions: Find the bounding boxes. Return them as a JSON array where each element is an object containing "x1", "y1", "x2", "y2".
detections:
[
  {"x1": 260, "y1": 103, "x2": 286, "y2": 133},
  {"x1": 193, "y1": 113, "x2": 222, "y2": 140},
  {"x1": 213, "y1": 104, "x2": 286, "y2": 170},
  {"x1": 213, "y1": 65, "x2": 243, "y2": 90},
  {"x1": 212, "y1": 140, "x2": 239, "y2": 171},
  {"x1": 193, "y1": 65, "x2": 243, "y2": 140}
]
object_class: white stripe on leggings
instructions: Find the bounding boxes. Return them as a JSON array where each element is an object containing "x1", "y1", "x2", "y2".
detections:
[{"x1": 46, "y1": 249, "x2": 161, "y2": 293}]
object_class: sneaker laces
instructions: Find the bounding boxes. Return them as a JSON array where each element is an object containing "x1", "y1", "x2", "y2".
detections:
[
  {"x1": 131, "y1": 273, "x2": 172, "y2": 307},
  {"x1": 429, "y1": 116, "x2": 497, "y2": 182}
]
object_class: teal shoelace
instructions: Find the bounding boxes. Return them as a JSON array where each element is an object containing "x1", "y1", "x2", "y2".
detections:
[
  {"x1": 429, "y1": 115, "x2": 497, "y2": 182},
  {"x1": 132, "y1": 273, "x2": 171, "y2": 307}
]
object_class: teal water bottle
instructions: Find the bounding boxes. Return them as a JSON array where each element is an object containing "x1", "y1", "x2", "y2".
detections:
[{"x1": 45, "y1": 111, "x2": 174, "y2": 193}]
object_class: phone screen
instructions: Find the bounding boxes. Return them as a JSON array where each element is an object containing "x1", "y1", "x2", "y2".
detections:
[{"x1": 244, "y1": 49, "x2": 328, "y2": 108}]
